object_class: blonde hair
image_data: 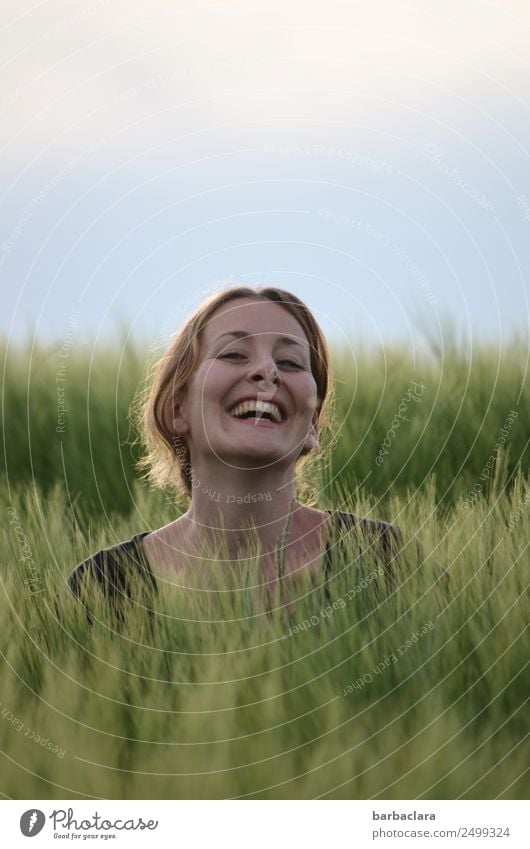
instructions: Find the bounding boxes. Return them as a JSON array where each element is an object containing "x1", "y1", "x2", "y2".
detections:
[{"x1": 135, "y1": 286, "x2": 332, "y2": 500}]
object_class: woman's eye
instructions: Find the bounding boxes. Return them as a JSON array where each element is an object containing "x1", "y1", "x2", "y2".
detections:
[
  {"x1": 217, "y1": 353, "x2": 303, "y2": 368},
  {"x1": 218, "y1": 351, "x2": 245, "y2": 360},
  {"x1": 278, "y1": 359, "x2": 303, "y2": 369}
]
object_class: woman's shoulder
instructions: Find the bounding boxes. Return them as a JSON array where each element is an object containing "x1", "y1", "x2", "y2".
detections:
[{"x1": 67, "y1": 532, "x2": 155, "y2": 600}]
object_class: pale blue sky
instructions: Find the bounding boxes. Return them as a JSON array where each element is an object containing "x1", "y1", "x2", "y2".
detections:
[{"x1": 1, "y1": 0, "x2": 529, "y2": 350}]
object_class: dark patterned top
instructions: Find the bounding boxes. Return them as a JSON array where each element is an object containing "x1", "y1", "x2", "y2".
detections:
[{"x1": 67, "y1": 511, "x2": 402, "y2": 618}]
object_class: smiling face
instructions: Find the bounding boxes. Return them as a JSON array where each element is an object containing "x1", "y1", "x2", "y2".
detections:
[{"x1": 171, "y1": 298, "x2": 320, "y2": 471}]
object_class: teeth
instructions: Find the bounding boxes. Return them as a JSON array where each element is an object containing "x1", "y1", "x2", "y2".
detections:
[{"x1": 229, "y1": 399, "x2": 283, "y2": 422}]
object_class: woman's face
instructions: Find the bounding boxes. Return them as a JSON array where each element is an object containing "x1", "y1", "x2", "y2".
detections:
[{"x1": 173, "y1": 298, "x2": 320, "y2": 471}]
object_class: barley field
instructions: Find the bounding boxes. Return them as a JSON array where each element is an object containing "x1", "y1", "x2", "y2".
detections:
[{"x1": 0, "y1": 334, "x2": 528, "y2": 799}]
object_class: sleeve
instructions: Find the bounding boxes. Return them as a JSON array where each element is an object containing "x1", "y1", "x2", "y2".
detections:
[
  {"x1": 68, "y1": 550, "x2": 127, "y2": 600},
  {"x1": 363, "y1": 520, "x2": 449, "y2": 596},
  {"x1": 360, "y1": 517, "x2": 403, "y2": 588},
  {"x1": 67, "y1": 541, "x2": 158, "y2": 626},
  {"x1": 67, "y1": 546, "x2": 134, "y2": 625},
  {"x1": 331, "y1": 512, "x2": 408, "y2": 591}
]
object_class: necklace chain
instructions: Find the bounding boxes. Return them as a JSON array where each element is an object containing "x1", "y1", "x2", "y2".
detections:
[{"x1": 275, "y1": 498, "x2": 297, "y2": 601}]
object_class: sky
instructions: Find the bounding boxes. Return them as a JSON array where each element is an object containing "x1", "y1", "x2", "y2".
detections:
[{"x1": 1, "y1": 0, "x2": 529, "y2": 353}]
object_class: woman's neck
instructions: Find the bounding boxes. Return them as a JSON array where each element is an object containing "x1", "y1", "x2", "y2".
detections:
[{"x1": 183, "y1": 462, "x2": 300, "y2": 559}]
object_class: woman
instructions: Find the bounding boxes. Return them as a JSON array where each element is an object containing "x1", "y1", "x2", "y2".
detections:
[{"x1": 68, "y1": 286, "x2": 401, "y2": 617}]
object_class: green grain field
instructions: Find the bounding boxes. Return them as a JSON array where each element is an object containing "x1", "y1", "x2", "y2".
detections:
[{"x1": 1, "y1": 334, "x2": 528, "y2": 799}]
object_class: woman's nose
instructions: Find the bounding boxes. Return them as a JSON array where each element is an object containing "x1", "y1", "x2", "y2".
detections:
[{"x1": 249, "y1": 360, "x2": 279, "y2": 389}]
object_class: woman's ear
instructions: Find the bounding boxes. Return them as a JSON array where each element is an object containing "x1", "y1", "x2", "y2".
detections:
[
  {"x1": 302, "y1": 411, "x2": 319, "y2": 454},
  {"x1": 162, "y1": 389, "x2": 189, "y2": 439}
]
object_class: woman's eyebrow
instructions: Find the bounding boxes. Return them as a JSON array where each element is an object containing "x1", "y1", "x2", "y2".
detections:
[{"x1": 214, "y1": 331, "x2": 307, "y2": 349}]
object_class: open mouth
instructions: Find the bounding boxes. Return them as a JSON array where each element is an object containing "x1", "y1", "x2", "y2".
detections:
[{"x1": 228, "y1": 399, "x2": 285, "y2": 423}]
